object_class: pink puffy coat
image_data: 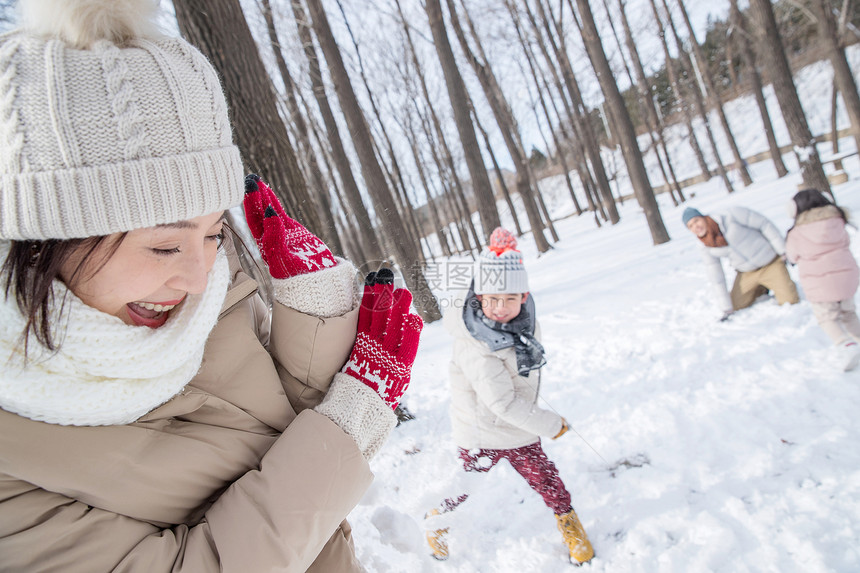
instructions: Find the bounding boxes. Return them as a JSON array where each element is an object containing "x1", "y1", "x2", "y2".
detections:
[{"x1": 786, "y1": 205, "x2": 859, "y2": 303}]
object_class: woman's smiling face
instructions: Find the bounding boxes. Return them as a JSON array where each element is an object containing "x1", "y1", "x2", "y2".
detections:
[{"x1": 61, "y1": 212, "x2": 225, "y2": 328}]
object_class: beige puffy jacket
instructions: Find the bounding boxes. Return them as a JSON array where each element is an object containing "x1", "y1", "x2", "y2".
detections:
[
  {"x1": 444, "y1": 291, "x2": 563, "y2": 451},
  {"x1": 0, "y1": 242, "x2": 376, "y2": 572}
]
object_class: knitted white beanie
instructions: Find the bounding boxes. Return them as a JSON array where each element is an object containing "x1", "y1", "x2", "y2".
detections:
[
  {"x1": 473, "y1": 248, "x2": 529, "y2": 295},
  {"x1": 0, "y1": 0, "x2": 244, "y2": 240}
]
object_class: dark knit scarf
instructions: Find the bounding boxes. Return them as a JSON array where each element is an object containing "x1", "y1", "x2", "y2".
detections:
[
  {"x1": 462, "y1": 285, "x2": 546, "y2": 376},
  {"x1": 698, "y1": 216, "x2": 728, "y2": 248}
]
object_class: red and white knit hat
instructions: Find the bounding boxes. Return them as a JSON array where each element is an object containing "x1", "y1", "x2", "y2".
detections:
[{"x1": 474, "y1": 228, "x2": 529, "y2": 294}]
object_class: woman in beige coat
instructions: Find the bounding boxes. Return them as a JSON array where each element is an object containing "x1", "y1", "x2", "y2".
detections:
[{"x1": 0, "y1": 1, "x2": 421, "y2": 571}]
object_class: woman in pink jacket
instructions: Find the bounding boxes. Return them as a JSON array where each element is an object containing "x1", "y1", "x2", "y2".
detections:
[{"x1": 786, "y1": 189, "x2": 860, "y2": 370}]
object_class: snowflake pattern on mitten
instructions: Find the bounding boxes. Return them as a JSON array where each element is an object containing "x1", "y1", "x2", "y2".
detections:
[
  {"x1": 341, "y1": 273, "x2": 422, "y2": 409},
  {"x1": 243, "y1": 173, "x2": 336, "y2": 279}
]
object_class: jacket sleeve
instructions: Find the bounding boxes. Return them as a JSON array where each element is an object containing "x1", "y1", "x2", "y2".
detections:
[
  {"x1": 701, "y1": 248, "x2": 733, "y2": 313},
  {"x1": 466, "y1": 350, "x2": 562, "y2": 437},
  {"x1": 0, "y1": 411, "x2": 372, "y2": 573},
  {"x1": 263, "y1": 261, "x2": 397, "y2": 460},
  {"x1": 264, "y1": 258, "x2": 359, "y2": 412},
  {"x1": 731, "y1": 206, "x2": 786, "y2": 255}
]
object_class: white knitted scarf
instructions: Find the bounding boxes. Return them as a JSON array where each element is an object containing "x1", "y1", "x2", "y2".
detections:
[{"x1": 0, "y1": 244, "x2": 230, "y2": 426}]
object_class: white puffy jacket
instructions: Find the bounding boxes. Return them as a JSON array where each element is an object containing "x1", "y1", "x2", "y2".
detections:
[{"x1": 443, "y1": 291, "x2": 563, "y2": 450}]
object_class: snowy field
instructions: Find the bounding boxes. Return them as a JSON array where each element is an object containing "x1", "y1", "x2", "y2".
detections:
[{"x1": 349, "y1": 54, "x2": 860, "y2": 572}]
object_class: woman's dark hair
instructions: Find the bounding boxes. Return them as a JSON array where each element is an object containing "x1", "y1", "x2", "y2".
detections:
[
  {"x1": 788, "y1": 189, "x2": 847, "y2": 234},
  {"x1": 792, "y1": 189, "x2": 846, "y2": 219},
  {"x1": 2, "y1": 235, "x2": 125, "y2": 357}
]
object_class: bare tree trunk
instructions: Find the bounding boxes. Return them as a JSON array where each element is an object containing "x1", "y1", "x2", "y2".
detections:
[
  {"x1": 510, "y1": 4, "x2": 584, "y2": 217},
  {"x1": 173, "y1": 0, "x2": 324, "y2": 235},
  {"x1": 472, "y1": 108, "x2": 524, "y2": 235},
  {"x1": 304, "y1": 0, "x2": 441, "y2": 321},
  {"x1": 748, "y1": 0, "x2": 831, "y2": 195},
  {"x1": 447, "y1": 0, "x2": 552, "y2": 251},
  {"x1": 296, "y1": 81, "x2": 369, "y2": 264},
  {"x1": 509, "y1": 0, "x2": 603, "y2": 227},
  {"x1": 397, "y1": 111, "x2": 453, "y2": 257},
  {"x1": 454, "y1": 1, "x2": 560, "y2": 244},
  {"x1": 675, "y1": 0, "x2": 752, "y2": 186},
  {"x1": 370, "y1": 133, "x2": 427, "y2": 263},
  {"x1": 394, "y1": 0, "x2": 482, "y2": 252},
  {"x1": 659, "y1": 0, "x2": 735, "y2": 193},
  {"x1": 527, "y1": 68, "x2": 584, "y2": 215},
  {"x1": 808, "y1": 0, "x2": 860, "y2": 154},
  {"x1": 538, "y1": 58, "x2": 603, "y2": 223},
  {"x1": 333, "y1": 0, "x2": 427, "y2": 260},
  {"x1": 289, "y1": 0, "x2": 382, "y2": 262},
  {"x1": 832, "y1": 79, "x2": 841, "y2": 154},
  {"x1": 728, "y1": 0, "x2": 788, "y2": 178},
  {"x1": 611, "y1": 0, "x2": 684, "y2": 205},
  {"x1": 725, "y1": 23, "x2": 740, "y2": 88},
  {"x1": 424, "y1": 0, "x2": 502, "y2": 243},
  {"x1": 416, "y1": 101, "x2": 476, "y2": 253},
  {"x1": 647, "y1": 0, "x2": 711, "y2": 182},
  {"x1": 259, "y1": 0, "x2": 345, "y2": 255},
  {"x1": 574, "y1": 0, "x2": 670, "y2": 244},
  {"x1": 530, "y1": 0, "x2": 620, "y2": 224}
]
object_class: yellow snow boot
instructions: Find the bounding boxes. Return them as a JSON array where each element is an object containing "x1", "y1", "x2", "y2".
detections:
[
  {"x1": 424, "y1": 509, "x2": 450, "y2": 561},
  {"x1": 555, "y1": 508, "x2": 594, "y2": 565}
]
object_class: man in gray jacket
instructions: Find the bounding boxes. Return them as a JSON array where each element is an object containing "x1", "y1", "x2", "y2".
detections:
[{"x1": 683, "y1": 206, "x2": 799, "y2": 320}]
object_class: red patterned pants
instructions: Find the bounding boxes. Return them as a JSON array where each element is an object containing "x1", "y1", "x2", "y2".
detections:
[{"x1": 440, "y1": 441, "x2": 572, "y2": 515}]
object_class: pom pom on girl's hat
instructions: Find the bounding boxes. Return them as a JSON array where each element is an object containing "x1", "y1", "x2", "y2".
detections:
[
  {"x1": 0, "y1": 0, "x2": 244, "y2": 240},
  {"x1": 488, "y1": 227, "x2": 518, "y2": 255}
]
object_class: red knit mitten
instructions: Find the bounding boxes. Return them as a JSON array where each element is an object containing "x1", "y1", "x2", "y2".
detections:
[
  {"x1": 342, "y1": 270, "x2": 423, "y2": 410},
  {"x1": 243, "y1": 173, "x2": 336, "y2": 278}
]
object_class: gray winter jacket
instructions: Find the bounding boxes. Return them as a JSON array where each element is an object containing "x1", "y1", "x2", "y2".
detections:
[
  {"x1": 443, "y1": 291, "x2": 563, "y2": 450},
  {"x1": 699, "y1": 206, "x2": 786, "y2": 312}
]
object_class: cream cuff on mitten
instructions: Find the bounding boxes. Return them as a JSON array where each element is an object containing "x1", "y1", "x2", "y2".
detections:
[
  {"x1": 314, "y1": 373, "x2": 397, "y2": 460},
  {"x1": 271, "y1": 257, "x2": 359, "y2": 318}
]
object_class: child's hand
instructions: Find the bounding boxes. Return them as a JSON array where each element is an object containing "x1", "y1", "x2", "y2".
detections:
[
  {"x1": 341, "y1": 269, "x2": 423, "y2": 410},
  {"x1": 243, "y1": 174, "x2": 336, "y2": 279},
  {"x1": 553, "y1": 418, "x2": 570, "y2": 440}
]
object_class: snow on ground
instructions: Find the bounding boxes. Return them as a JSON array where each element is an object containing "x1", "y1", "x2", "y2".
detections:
[{"x1": 349, "y1": 52, "x2": 860, "y2": 572}]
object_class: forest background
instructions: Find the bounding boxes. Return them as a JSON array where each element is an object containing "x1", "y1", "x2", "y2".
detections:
[{"x1": 2, "y1": 0, "x2": 859, "y2": 322}]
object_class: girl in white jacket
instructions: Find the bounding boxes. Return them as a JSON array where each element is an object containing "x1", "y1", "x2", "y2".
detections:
[{"x1": 424, "y1": 229, "x2": 594, "y2": 565}]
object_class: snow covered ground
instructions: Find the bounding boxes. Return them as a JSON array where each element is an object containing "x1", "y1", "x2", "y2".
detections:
[{"x1": 348, "y1": 54, "x2": 860, "y2": 572}]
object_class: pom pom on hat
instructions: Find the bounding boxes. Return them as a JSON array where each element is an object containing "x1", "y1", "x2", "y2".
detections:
[
  {"x1": 22, "y1": 0, "x2": 160, "y2": 48},
  {"x1": 488, "y1": 227, "x2": 518, "y2": 255}
]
